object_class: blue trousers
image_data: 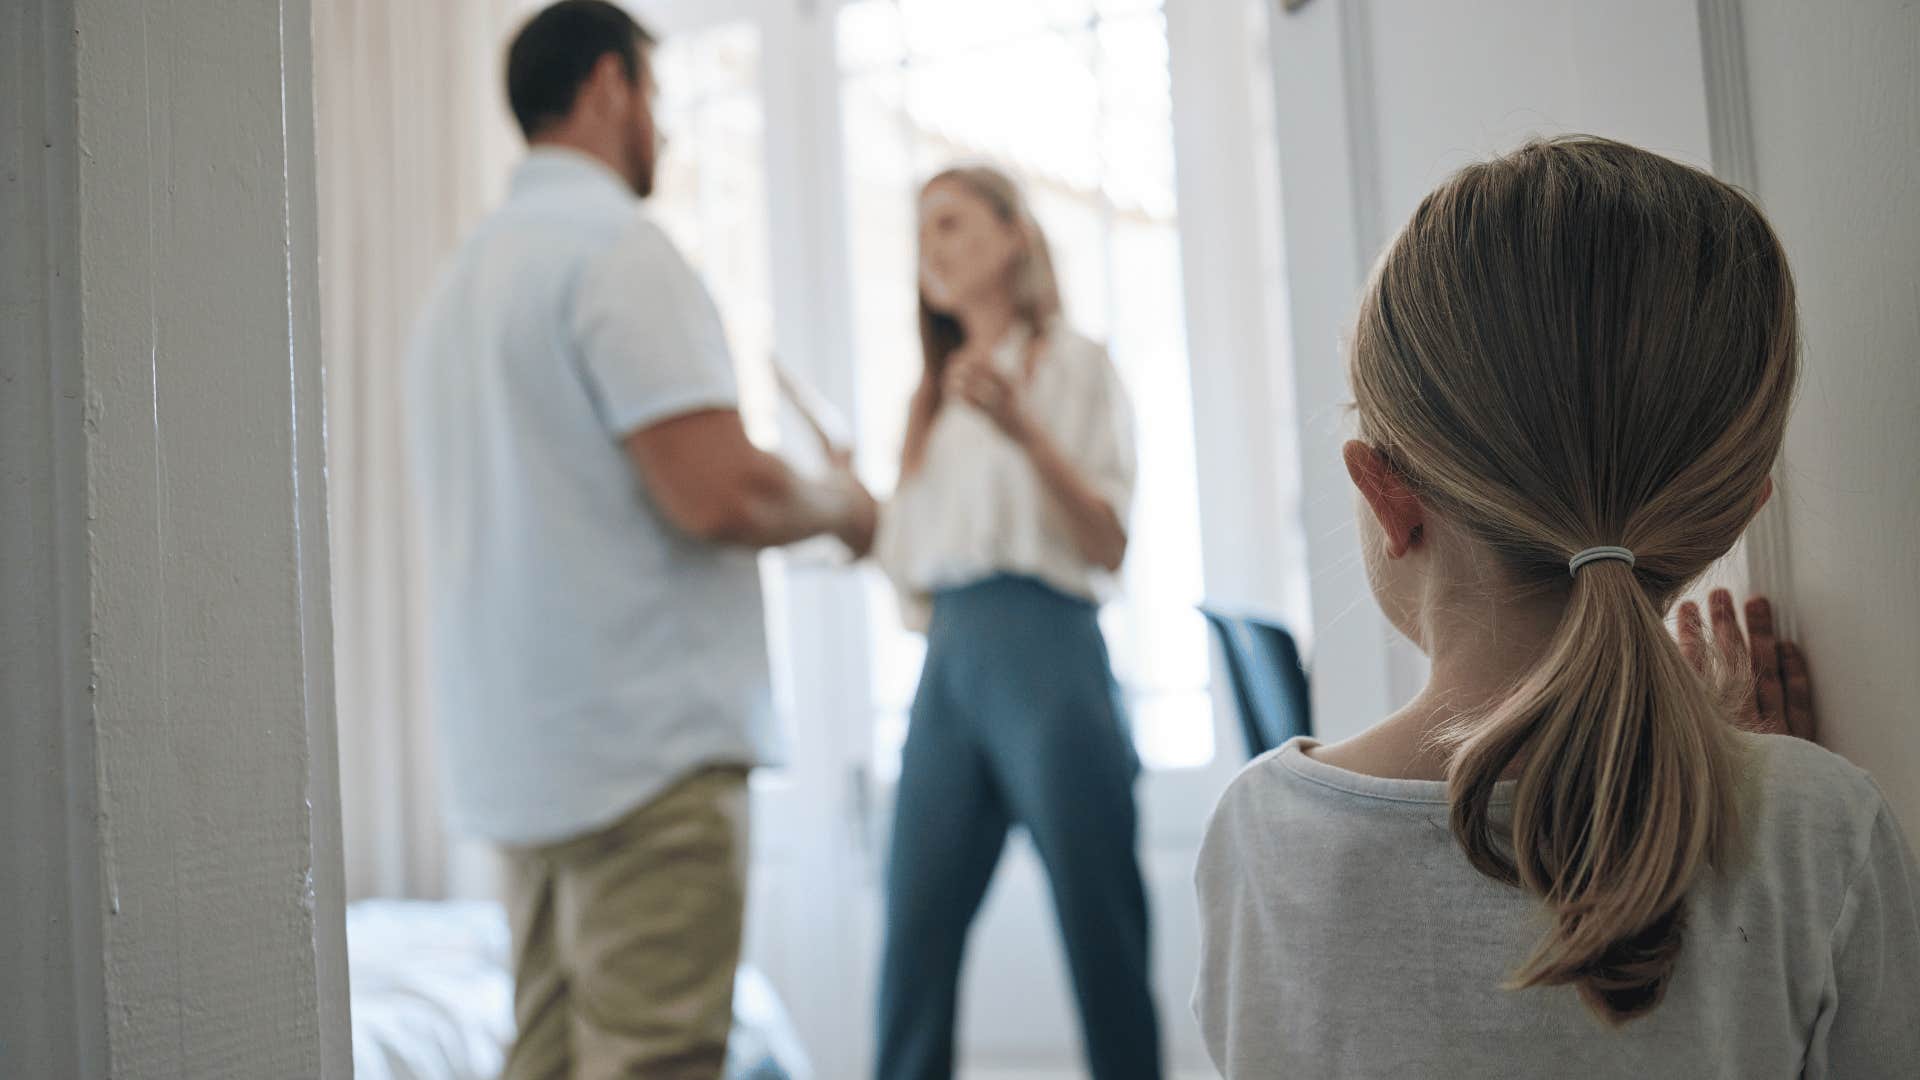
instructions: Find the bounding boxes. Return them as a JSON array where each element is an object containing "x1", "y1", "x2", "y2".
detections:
[{"x1": 875, "y1": 575, "x2": 1162, "y2": 1080}]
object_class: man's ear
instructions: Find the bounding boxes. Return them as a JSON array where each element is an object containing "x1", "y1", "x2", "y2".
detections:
[
  {"x1": 582, "y1": 52, "x2": 631, "y2": 117},
  {"x1": 1343, "y1": 439, "x2": 1425, "y2": 558}
]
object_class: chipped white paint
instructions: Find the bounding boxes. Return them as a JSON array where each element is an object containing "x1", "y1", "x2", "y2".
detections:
[{"x1": 1, "y1": 0, "x2": 348, "y2": 1076}]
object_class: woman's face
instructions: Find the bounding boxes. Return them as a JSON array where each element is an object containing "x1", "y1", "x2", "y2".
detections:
[{"x1": 919, "y1": 179, "x2": 1024, "y2": 315}]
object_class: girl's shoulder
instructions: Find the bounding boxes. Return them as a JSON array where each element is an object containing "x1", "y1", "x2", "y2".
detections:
[
  {"x1": 1202, "y1": 732, "x2": 1899, "y2": 885},
  {"x1": 1736, "y1": 731, "x2": 1891, "y2": 873},
  {"x1": 1199, "y1": 738, "x2": 1439, "y2": 862},
  {"x1": 1739, "y1": 730, "x2": 1879, "y2": 800}
]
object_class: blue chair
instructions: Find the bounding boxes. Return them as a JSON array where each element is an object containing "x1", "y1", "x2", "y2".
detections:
[
  {"x1": 1244, "y1": 615, "x2": 1311, "y2": 746},
  {"x1": 1201, "y1": 607, "x2": 1312, "y2": 759}
]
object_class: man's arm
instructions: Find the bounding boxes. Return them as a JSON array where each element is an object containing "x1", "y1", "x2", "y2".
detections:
[{"x1": 624, "y1": 408, "x2": 876, "y2": 554}]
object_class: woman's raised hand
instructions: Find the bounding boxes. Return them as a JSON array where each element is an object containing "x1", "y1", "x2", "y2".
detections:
[{"x1": 945, "y1": 352, "x2": 1033, "y2": 443}]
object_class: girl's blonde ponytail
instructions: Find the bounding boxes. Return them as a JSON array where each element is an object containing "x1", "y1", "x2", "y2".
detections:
[{"x1": 1351, "y1": 136, "x2": 1799, "y2": 1023}]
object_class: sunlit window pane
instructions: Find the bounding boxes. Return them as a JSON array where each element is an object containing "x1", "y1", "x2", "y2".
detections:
[
  {"x1": 904, "y1": 37, "x2": 1099, "y2": 190},
  {"x1": 898, "y1": 0, "x2": 1057, "y2": 56},
  {"x1": 839, "y1": 0, "x2": 907, "y2": 73},
  {"x1": 649, "y1": 23, "x2": 776, "y2": 443},
  {"x1": 1096, "y1": 13, "x2": 1176, "y2": 219},
  {"x1": 646, "y1": 23, "x2": 804, "y2": 761}
]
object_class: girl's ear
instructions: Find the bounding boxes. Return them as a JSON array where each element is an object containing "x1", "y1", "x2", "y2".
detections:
[{"x1": 1343, "y1": 439, "x2": 1426, "y2": 558}]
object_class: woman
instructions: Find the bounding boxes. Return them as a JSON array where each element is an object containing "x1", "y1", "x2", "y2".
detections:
[
  {"x1": 1194, "y1": 136, "x2": 1920, "y2": 1077},
  {"x1": 871, "y1": 165, "x2": 1162, "y2": 1080}
]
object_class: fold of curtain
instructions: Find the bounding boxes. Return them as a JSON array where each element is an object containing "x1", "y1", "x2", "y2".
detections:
[{"x1": 314, "y1": 0, "x2": 533, "y2": 900}]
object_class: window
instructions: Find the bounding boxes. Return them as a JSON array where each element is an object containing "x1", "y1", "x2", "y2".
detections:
[
  {"x1": 648, "y1": 22, "x2": 812, "y2": 756},
  {"x1": 837, "y1": 0, "x2": 1214, "y2": 775},
  {"x1": 649, "y1": 23, "x2": 779, "y2": 444}
]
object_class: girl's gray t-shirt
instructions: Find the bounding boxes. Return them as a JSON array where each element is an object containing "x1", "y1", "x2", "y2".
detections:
[{"x1": 1194, "y1": 732, "x2": 1920, "y2": 1079}]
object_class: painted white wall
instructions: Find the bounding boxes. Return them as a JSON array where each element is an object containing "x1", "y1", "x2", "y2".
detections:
[
  {"x1": 0, "y1": 0, "x2": 348, "y2": 1075},
  {"x1": 1265, "y1": 0, "x2": 1719, "y2": 736},
  {"x1": 1368, "y1": 0, "x2": 1714, "y2": 224},
  {"x1": 1738, "y1": 0, "x2": 1920, "y2": 836}
]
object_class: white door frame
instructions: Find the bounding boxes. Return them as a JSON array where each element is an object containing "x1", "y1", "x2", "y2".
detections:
[
  {"x1": 1, "y1": 0, "x2": 349, "y2": 1074},
  {"x1": 1256, "y1": 0, "x2": 1409, "y2": 741}
]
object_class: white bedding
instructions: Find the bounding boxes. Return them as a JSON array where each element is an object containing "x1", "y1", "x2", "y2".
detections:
[{"x1": 347, "y1": 900, "x2": 809, "y2": 1080}]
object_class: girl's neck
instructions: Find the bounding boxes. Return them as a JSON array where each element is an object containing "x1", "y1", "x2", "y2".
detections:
[{"x1": 1317, "y1": 591, "x2": 1563, "y2": 781}]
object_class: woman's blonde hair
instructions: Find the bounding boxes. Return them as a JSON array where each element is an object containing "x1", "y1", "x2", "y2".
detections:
[
  {"x1": 1350, "y1": 136, "x2": 1800, "y2": 1023},
  {"x1": 917, "y1": 164, "x2": 1062, "y2": 384}
]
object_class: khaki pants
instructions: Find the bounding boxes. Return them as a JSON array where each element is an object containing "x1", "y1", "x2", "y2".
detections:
[{"x1": 500, "y1": 766, "x2": 749, "y2": 1080}]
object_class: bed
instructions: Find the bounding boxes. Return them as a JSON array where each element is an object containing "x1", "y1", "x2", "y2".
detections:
[{"x1": 347, "y1": 900, "x2": 811, "y2": 1080}]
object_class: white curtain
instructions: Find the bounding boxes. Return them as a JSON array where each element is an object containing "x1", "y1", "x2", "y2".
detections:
[{"x1": 314, "y1": 0, "x2": 533, "y2": 899}]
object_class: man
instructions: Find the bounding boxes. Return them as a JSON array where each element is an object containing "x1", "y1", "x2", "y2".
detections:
[{"x1": 403, "y1": 3, "x2": 876, "y2": 1076}]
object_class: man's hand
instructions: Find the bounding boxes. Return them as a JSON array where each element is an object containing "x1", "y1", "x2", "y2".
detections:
[
  {"x1": 1676, "y1": 590, "x2": 1816, "y2": 741},
  {"x1": 825, "y1": 449, "x2": 878, "y2": 558},
  {"x1": 624, "y1": 408, "x2": 875, "y2": 552}
]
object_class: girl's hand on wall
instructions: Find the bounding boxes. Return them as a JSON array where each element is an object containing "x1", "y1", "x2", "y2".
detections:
[{"x1": 1676, "y1": 590, "x2": 1817, "y2": 742}]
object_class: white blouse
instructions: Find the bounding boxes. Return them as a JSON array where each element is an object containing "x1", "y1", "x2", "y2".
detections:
[{"x1": 875, "y1": 322, "x2": 1137, "y2": 631}]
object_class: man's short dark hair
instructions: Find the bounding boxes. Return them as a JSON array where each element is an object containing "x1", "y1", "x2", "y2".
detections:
[{"x1": 506, "y1": 1, "x2": 656, "y2": 140}]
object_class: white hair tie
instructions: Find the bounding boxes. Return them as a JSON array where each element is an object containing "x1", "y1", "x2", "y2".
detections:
[{"x1": 1568, "y1": 545, "x2": 1635, "y2": 576}]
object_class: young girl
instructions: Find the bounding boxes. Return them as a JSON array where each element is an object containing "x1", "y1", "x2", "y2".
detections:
[
  {"x1": 872, "y1": 165, "x2": 1161, "y2": 1079},
  {"x1": 1193, "y1": 137, "x2": 1920, "y2": 1076}
]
